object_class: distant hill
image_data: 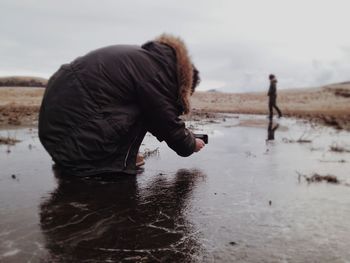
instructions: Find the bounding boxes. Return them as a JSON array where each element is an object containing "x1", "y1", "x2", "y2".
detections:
[
  {"x1": 0, "y1": 76, "x2": 48, "y2": 87},
  {"x1": 339, "y1": 81, "x2": 350, "y2": 85}
]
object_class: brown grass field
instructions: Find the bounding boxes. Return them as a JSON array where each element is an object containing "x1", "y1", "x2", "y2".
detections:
[
  {"x1": 191, "y1": 82, "x2": 350, "y2": 130},
  {"x1": 0, "y1": 82, "x2": 349, "y2": 130}
]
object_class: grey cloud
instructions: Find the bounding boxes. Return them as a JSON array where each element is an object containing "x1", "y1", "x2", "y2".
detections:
[{"x1": 0, "y1": 0, "x2": 349, "y2": 91}]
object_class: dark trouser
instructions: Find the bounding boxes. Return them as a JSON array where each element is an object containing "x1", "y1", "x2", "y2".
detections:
[{"x1": 268, "y1": 96, "x2": 282, "y2": 119}]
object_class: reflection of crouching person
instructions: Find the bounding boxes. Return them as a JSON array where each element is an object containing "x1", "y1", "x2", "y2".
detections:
[
  {"x1": 39, "y1": 34, "x2": 205, "y2": 177},
  {"x1": 267, "y1": 74, "x2": 282, "y2": 120}
]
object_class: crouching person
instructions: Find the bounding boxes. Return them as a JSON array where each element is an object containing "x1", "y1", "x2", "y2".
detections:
[{"x1": 38, "y1": 34, "x2": 205, "y2": 176}]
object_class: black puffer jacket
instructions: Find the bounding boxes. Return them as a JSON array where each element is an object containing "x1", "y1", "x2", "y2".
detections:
[{"x1": 39, "y1": 35, "x2": 196, "y2": 176}]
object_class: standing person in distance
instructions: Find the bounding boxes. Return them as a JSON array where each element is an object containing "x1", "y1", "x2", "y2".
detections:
[{"x1": 267, "y1": 74, "x2": 282, "y2": 120}]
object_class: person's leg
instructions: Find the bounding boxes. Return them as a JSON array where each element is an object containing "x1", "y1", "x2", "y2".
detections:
[
  {"x1": 273, "y1": 103, "x2": 282, "y2": 118},
  {"x1": 268, "y1": 98, "x2": 274, "y2": 119}
]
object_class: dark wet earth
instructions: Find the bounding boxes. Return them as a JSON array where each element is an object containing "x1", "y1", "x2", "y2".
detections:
[{"x1": 1, "y1": 115, "x2": 350, "y2": 262}]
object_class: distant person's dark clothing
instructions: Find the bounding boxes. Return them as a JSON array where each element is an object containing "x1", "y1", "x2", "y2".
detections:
[
  {"x1": 267, "y1": 120, "x2": 279, "y2": 141},
  {"x1": 39, "y1": 35, "x2": 199, "y2": 176},
  {"x1": 267, "y1": 77, "x2": 282, "y2": 119}
]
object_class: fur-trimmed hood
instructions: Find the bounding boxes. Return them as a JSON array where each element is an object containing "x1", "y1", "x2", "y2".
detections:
[{"x1": 154, "y1": 34, "x2": 194, "y2": 114}]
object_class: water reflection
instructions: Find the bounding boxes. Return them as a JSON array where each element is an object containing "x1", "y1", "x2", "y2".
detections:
[
  {"x1": 266, "y1": 120, "x2": 279, "y2": 141},
  {"x1": 40, "y1": 169, "x2": 205, "y2": 262}
]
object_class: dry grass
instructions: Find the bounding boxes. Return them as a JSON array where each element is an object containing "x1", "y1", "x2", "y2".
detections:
[
  {"x1": 0, "y1": 82, "x2": 349, "y2": 129},
  {"x1": 306, "y1": 174, "x2": 339, "y2": 184},
  {"x1": 142, "y1": 147, "x2": 160, "y2": 159},
  {"x1": 329, "y1": 143, "x2": 350, "y2": 153},
  {"x1": 0, "y1": 136, "x2": 21, "y2": 145},
  {"x1": 0, "y1": 87, "x2": 44, "y2": 107},
  {"x1": 0, "y1": 88, "x2": 43, "y2": 126},
  {"x1": 282, "y1": 138, "x2": 312, "y2": 144},
  {"x1": 192, "y1": 83, "x2": 350, "y2": 130},
  {"x1": 297, "y1": 171, "x2": 340, "y2": 184},
  {"x1": 192, "y1": 84, "x2": 350, "y2": 117}
]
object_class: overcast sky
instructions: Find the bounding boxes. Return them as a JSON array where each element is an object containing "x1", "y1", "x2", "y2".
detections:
[{"x1": 1, "y1": 0, "x2": 349, "y2": 92}]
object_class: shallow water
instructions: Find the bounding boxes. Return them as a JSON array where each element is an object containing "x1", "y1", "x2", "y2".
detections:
[{"x1": 1, "y1": 115, "x2": 350, "y2": 262}]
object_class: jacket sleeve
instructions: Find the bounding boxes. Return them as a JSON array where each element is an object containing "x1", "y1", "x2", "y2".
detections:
[{"x1": 136, "y1": 72, "x2": 196, "y2": 157}]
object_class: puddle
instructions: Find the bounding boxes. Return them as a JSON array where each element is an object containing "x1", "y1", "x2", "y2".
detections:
[{"x1": 1, "y1": 115, "x2": 350, "y2": 262}]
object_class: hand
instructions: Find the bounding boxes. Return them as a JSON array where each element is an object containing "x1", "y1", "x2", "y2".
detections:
[{"x1": 194, "y1": 138, "x2": 205, "y2": 152}]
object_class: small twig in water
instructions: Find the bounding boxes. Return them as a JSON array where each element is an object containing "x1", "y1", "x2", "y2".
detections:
[
  {"x1": 0, "y1": 136, "x2": 21, "y2": 145},
  {"x1": 142, "y1": 147, "x2": 160, "y2": 159},
  {"x1": 296, "y1": 171, "x2": 339, "y2": 184},
  {"x1": 329, "y1": 143, "x2": 350, "y2": 153}
]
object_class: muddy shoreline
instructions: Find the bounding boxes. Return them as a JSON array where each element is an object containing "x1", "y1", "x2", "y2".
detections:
[{"x1": 1, "y1": 103, "x2": 349, "y2": 133}]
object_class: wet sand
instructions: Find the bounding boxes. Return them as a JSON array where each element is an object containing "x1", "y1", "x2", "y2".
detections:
[
  {"x1": 1, "y1": 115, "x2": 350, "y2": 262},
  {"x1": 0, "y1": 83, "x2": 349, "y2": 130}
]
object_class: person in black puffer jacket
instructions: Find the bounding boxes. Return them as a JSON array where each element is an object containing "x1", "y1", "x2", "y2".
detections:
[{"x1": 39, "y1": 34, "x2": 204, "y2": 176}]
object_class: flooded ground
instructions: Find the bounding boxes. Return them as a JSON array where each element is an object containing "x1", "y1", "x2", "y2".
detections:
[{"x1": 1, "y1": 115, "x2": 350, "y2": 263}]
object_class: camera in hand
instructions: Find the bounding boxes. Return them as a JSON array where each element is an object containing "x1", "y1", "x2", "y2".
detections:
[{"x1": 194, "y1": 134, "x2": 208, "y2": 144}]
